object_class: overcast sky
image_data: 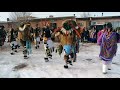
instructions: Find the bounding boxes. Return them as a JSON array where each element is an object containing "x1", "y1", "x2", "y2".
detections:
[{"x1": 0, "y1": 12, "x2": 120, "y2": 21}]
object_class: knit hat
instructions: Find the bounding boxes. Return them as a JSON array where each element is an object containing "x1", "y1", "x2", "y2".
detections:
[
  {"x1": 103, "y1": 24, "x2": 107, "y2": 28},
  {"x1": 107, "y1": 22, "x2": 112, "y2": 28}
]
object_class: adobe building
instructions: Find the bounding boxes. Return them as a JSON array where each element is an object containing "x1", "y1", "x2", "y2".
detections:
[
  {"x1": 76, "y1": 17, "x2": 90, "y2": 28},
  {"x1": 1, "y1": 15, "x2": 120, "y2": 31},
  {"x1": 0, "y1": 21, "x2": 18, "y2": 32},
  {"x1": 89, "y1": 16, "x2": 120, "y2": 29},
  {"x1": 17, "y1": 16, "x2": 37, "y2": 21},
  {"x1": 30, "y1": 16, "x2": 76, "y2": 29},
  {"x1": 76, "y1": 16, "x2": 120, "y2": 29}
]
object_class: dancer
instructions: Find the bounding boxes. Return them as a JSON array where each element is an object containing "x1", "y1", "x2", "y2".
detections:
[
  {"x1": 98, "y1": 23, "x2": 118, "y2": 74},
  {"x1": 8, "y1": 25, "x2": 18, "y2": 55},
  {"x1": 42, "y1": 26, "x2": 54, "y2": 62},
  {"x1": 18, "y1": 22, "x2": 33, "y2": 59},
  {"x1": 54, "y1": 19, "x2": 82, "y2": 68},
  {"x1": 34, "y1": 24, "x2": 41, "y2": 49}
]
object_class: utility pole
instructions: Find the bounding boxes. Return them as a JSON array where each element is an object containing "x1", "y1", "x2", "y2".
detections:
[
  {"x1": 73, "y1": 14, "x2": 76, "y2": 21},
  {"x1": 89, "y1": 17, "x2": 92, "y2": 26},
  {"x1": 102, "y1": 13, "x2": 103, "y2": 16}
]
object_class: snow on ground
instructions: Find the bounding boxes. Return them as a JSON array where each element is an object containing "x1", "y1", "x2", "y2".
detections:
[{"x1": 0, "y1": 41, "x2": 120, "y2": 78}]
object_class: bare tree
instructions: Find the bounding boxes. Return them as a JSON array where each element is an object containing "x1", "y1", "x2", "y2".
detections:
[
  {"x1": 9, "y1": 12, "x2": 32, "y2": 22},
  {"x1": 80, "y1": 12, "x2": 92, "y2": 18}
]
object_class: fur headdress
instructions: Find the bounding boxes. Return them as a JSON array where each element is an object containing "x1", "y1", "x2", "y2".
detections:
[{"x1": 60, "y1": 19, "x2": 79, "y2": 35}]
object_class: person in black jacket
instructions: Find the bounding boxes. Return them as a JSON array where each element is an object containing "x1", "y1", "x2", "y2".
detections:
[
  {"x1": 43, "y1": 26, "x2": 51, "y2": 38},
  {"x1": 0, "y1": 25, "x2": 6, "y2": 46},
  {"x1": 9, "y1": 25, "x2": 18, "y2": 55},
  {"x1": 42, "y1": 26, "x2": 54, "y2": 62},
  {"x1": 84, "y1": 28, "x2": 90, "y2": 42},
  {"x1": 34, "y1": 24, "x2": 41, "y2": 49},
  {"x1": 82, "y1": 27, "x2": 89, "y2": 42}
]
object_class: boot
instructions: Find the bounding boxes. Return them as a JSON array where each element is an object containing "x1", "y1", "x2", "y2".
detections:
[
  {"x1": 64, "y1": 57, "x2": 69, "y2": 69},
  {"x1": 10, "y1": 51, "x2": 14, "y2": 55},
  {"x1": 102, "y1": 64, "x2": 107, "y2": 74},
  {"x1": 24, "y1": 55, "x2": 29, "y2": 59},
  {"x1": 64, "y1": 65, "x2": 68, "y2": 68},
  {"x1": 64, "y1": 63, "x2": 68, "y2": 68},
  {"x1": 44, "y1": 57, "x2": 49, "y2": 62},
  {"x1": 14, "y1": 47, "x2": 17, "y2": 52},
  {"x1": 38, "y1": 45, "x2": 39, "y2": 48},
  {"x1": 108, "y1": 62, "x2": 112, "y2": 70},
  {"x1": 35, "y1": 45, "x2": 37, "y2": 49},
  {"x1": 24, "y1": 52, "x2": 29, "y2": 59},
  {"x1": 23, "y1": 47, "x2": 28, "y2": 59},
  {"x1": 67, "y1": 60, "x2": 73, "y2": 65},
  {"x1": 14, "y1": 49, "x2": 17, "y2": 52},
  {"x1": 48, "y1": 54, "x2": 52, "y2": 59},
  {"x1": 10, "y1": 46, "x2": 15, "y2": 55}
]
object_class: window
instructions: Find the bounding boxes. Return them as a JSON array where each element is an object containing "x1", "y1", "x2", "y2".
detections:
[
  {"x1": 77, "y1": 23, "x2": 84, "y2": 26},
  {"x1": 51, "y1": 20, "x2": 55, "y2": 22},
  {"x1": 91, "y1": 22, "x2": 96, "y2": 25},
  {"x1": 103, "y1": 21, "x2": 120, "y2": 29},
  {"x1": 117, "y1": 21, "x2": 120, "y2": 28}
]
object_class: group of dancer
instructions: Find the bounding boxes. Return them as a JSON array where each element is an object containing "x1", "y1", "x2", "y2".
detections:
[
  {"x1": 7, "y1": 23, "x2": 41, "y2": 58},
  {"x1": 7, "y1": 22, "x2": 51, "y2": 59},
  {"x1": 0, "y1": 20, "x2": 120, "y2": 74},
  {"x1": 5, "y1": 20, "x2": 81, "y2": 69}
]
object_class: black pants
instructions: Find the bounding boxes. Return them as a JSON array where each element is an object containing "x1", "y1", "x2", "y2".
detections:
[
  {"x1": 20, "y1": 40, "x2": 26, "y2": 47},
  {"x1": 23, "y1": 41, "x2": 26, "y2": 46}
]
